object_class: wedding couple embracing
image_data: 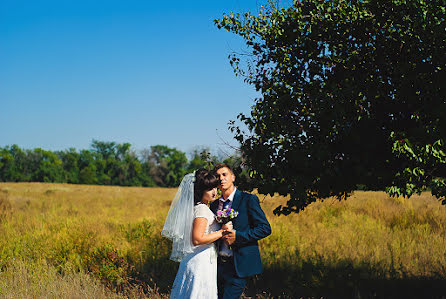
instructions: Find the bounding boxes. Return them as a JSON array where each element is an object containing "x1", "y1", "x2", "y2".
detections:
[{"x1": 162, "y1": 163, "x2": 272, "y2": 299}]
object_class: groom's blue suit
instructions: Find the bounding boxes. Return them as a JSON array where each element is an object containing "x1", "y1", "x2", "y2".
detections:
[{"x1": 210, "y1": 188, "x2": 271, "y2": 298}]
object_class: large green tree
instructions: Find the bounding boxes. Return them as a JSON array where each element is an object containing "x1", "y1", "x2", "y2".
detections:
[
  {"x1": 31, "y1": 148, "x2": 65, "y2": 183},
  {"x1": 0, "y1": 145, "x2": 28, "y2": 182},
  {"x1": 216, "y1": 0, "x2": 446, "y2": 214},
  {"x1": 57, "y1": 148, "x2": 80, "y2": 183},
  {"x1": 145, "y1": 145, "x2": 188, "y2": 187}
]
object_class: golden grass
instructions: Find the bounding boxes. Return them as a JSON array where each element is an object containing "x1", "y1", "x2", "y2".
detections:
[
  {"x1": 0, "y1": 259, "x2": 123, "y2": 299},
  {"x1": 0, "y1": 183, "x2": 174, "y2": 298},
  {"x1": 0, "y1": 183, "x2": 445, "y2": 298},
  {"x1": 261, "y1": 191, "x2": 446, "y2": 276}
]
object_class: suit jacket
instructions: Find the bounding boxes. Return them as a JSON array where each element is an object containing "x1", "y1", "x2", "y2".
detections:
[{"x1": 210, "y1": 189, "x2": 272, "y2": 278}]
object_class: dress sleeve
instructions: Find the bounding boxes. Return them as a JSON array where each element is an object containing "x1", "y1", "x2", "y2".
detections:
[{"x1": 194, "y1": 204, "x2": 210, "y2": 219}]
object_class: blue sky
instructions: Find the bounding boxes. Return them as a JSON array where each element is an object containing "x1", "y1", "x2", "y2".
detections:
[{"x1": 0, "y1": 0, "x2": 266, "y2": 157}]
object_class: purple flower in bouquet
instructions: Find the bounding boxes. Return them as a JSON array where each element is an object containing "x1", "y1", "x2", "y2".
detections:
[{"x1": 216, "y1": 208, "x2": 239, "y2": 224}]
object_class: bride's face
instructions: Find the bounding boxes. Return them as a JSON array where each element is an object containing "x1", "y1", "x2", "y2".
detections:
[{"x1": 201, "y1": 187, "x2": 217, "y2": 204}]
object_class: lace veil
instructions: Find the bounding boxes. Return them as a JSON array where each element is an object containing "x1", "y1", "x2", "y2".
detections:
[{"x1": 161, "y1": 172, "x2": 196, "y2": 262}]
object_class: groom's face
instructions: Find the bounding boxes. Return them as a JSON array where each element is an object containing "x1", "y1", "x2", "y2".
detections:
[{"x1": 216, "y1": 167, "x2": 235, "y2": 191}]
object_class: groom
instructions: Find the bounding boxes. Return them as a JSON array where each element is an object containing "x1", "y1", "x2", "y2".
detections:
[{"x1": 210, "y1": 163, "x2": 272, "y2": 299}]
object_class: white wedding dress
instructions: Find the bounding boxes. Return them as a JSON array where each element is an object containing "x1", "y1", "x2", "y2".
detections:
[{"x1": 170, "y1": 203, "x2": 219, "y2": 299}]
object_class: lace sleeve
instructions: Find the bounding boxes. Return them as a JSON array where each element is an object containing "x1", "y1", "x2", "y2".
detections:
[{"x1": 194, "y1": 204, "x2": 210, "y2": 219}]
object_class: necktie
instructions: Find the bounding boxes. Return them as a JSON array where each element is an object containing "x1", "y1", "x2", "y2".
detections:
[{"x1": 219, "y1": 199, "x2": 232, "y2": 211}]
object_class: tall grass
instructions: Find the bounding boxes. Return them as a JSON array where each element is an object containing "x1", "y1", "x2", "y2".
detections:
[
  {"x1": 257, "y1": 191, "x2": 446, "y2": 298},
  {"x1": 0, "y1": 259, "x2": 123, "y2": 298},
  {"x1": 0, "y1": 183, "x2": 445, "y2": 298},
  {"x1": 0, "y1": 183, "x2": 172, "y2": 298}
]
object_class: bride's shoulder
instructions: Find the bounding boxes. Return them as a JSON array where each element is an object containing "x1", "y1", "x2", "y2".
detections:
[
  {"x1": 194, "y1": 203, "x2": 211, "y2": 210},
  {"x1": 194, "y1": 203, "x2": 211, "y2": 217}
]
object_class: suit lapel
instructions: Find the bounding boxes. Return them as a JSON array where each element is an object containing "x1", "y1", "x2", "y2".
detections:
[{"x1": 231, "y1": 189, "x2": 243, "y2": 212}]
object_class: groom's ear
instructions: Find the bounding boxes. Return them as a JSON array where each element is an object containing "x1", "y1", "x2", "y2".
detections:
[
  {"x1": 227, "y1": 170, "x2": 235, "y2": 184},
  {"x1": 231, "y1": 175, "x2": 236, "y2": 188}
]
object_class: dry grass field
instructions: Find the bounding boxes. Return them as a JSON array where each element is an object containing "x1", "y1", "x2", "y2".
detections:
[{"x1": 0, "y1": 182, "x2": 445, "y2": 298}]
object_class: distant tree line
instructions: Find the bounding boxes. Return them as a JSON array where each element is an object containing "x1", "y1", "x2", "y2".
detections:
[{"x1": 0, "y1": 140, "x2": 246, "y2": 187}]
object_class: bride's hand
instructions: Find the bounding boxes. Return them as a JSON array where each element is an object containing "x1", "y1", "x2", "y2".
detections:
[{"x1": 221, "y1": 221, "x2": 233, "y2": 231}]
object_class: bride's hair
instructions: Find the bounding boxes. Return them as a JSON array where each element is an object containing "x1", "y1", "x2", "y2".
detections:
[{"x1": 194, "y1": 169, "x2": 219, "y2": 204}]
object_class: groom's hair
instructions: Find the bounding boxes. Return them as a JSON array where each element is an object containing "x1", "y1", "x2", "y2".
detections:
[
  {"x1": 194, "y1": 169, "x2": 220, "y2": 204},
  {"x1": 214, "y1": 163, "x2": 234, "y2": 175}
]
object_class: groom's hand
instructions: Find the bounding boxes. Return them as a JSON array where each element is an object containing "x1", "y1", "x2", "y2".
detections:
[
  {"x1": 223, "y1": 230, "x2": 236, "y2": 245},
  {"x1": 221, "y1": 221, "x2": 233, "y2": 231}
]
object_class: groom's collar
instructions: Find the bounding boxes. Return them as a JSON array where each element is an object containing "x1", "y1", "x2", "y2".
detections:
[{"x1": 219, "y1": 187, "x2": 237, "y2": 202}]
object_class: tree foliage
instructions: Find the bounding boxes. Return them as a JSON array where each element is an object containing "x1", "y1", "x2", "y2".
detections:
[
  {"x1": 145, "y1": 145, "x2": 188, "y2": 187},
  {"x1": 187, "y1": 148, "x2": 219, "y2": 172},
  {"x1": 0, "y1": 141, "x2": 232, "y2": 188},
  {"x1": 216, "y1": 0, "x2": 446, "y2": 214}
]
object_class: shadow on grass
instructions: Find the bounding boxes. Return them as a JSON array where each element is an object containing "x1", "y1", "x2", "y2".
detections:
[
  {"x1": 128, "y1": 237, "x2": 178, "y2": 294},
  {"x1": 133, "y1": 245, "x2": 446, "y2": 298},
  {"x1": 129, "y1": 234, "x2": 446, "y2": 298},
  {"x1": 245, "y1": 259, "x2": 446, "y2": 299}
]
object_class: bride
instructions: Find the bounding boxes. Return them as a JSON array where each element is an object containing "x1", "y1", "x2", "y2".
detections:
[{"x1": 161, "y1": 169, "x2": 232, "y2": 298}]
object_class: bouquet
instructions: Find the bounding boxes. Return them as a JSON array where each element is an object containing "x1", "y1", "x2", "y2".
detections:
[{"x1": 216, "y1": 208, "x2": 239, "y2": 224}]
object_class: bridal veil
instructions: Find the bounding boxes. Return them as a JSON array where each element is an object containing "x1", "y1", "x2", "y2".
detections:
[{"x1": 161, "y1": 172, "x2": 196, "y2": 262}]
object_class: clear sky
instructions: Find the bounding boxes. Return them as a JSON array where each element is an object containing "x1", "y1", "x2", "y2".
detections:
[{"x1": 0, "y1": 0, "x2": 265, "y2": 157}]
